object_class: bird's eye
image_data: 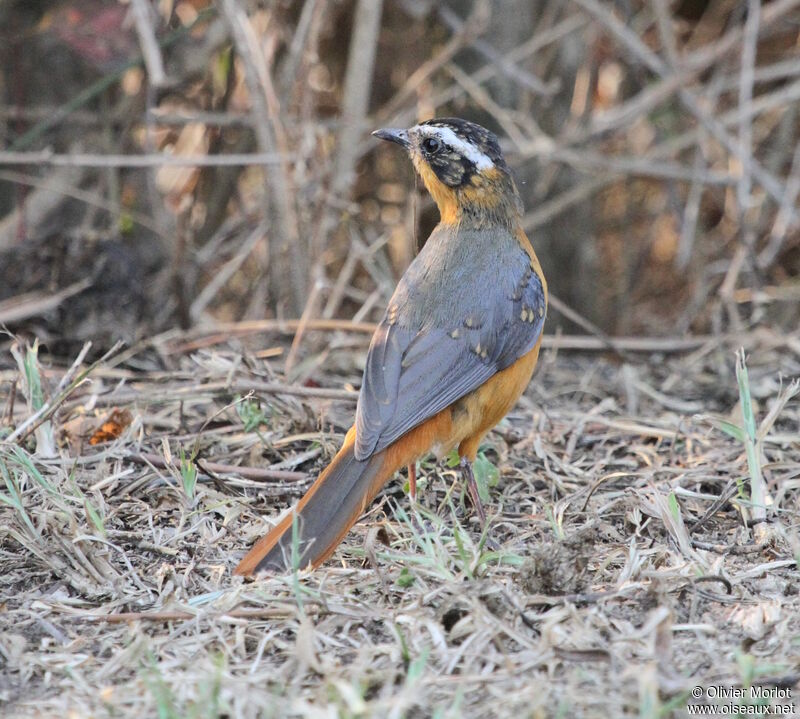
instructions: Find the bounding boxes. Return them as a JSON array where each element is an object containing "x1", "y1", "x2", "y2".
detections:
[{"x1": 422, "y1": 137, "x2": 441, "y2": 154}]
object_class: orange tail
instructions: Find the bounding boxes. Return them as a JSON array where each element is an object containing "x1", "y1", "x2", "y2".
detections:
[{"x1": 234, "y1": 429, "x2": 395, "y2": 575}]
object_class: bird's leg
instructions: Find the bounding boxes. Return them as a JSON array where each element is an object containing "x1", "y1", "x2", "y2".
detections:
[
  {"x1": 408, "y1": 463, "x2": 417, "y2": 501},
  {"x1": 459, "y1": 456, "x2": 486, "y2": 526}
]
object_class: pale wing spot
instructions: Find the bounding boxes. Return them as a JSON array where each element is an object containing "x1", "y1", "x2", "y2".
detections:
[{"x1": 463, "y1": 313, "x2": 484, "y2": 329}]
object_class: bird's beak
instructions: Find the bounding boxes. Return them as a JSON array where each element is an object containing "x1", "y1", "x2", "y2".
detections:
[{"x1": 372, "y1": 128, "x2": 410, "y2": 148}]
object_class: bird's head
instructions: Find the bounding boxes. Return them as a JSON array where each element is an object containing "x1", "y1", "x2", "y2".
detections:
[{"x1": 373, "y1": 118, "x2": 523, "y2": 228}]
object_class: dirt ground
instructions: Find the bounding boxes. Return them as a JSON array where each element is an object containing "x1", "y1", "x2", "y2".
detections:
[{"x1": 1, "y1": 327, "x2": 799, "y2": 718}]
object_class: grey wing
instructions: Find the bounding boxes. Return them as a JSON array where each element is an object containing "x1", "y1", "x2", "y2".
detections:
[{"x1": 354, "y1": 264, "x2": 546, "y2": 461}]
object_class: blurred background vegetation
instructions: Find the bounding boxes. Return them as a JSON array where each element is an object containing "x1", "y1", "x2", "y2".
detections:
[{"x1": 0, "y1": 0, "x2": 798, "y2": 358}]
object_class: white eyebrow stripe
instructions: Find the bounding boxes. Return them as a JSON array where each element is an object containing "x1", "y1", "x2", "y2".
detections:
[{"x1": 415, "y1": 125, "x2": 494, "y2": 170}]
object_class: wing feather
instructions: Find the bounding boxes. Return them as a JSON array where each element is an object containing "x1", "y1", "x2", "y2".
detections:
[{"x1": 354, "y1": 242, "x2": 545, "y2": 461}]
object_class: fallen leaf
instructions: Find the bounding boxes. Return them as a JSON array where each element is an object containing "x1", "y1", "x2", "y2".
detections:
[{"x1": 88, "y1": 408, "x2": 133, "y2": 445}]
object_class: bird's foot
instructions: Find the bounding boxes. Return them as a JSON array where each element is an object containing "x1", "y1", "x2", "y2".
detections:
[{"x1": 459, "y1": 456, "x2": 487, "y2": 528}]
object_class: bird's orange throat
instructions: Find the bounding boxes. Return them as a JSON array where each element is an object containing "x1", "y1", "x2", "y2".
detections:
[
  {"x1": 412, "y1": 158, "x2": 521, "y2": 228},
  {"x1": 413, "y1": 157, "x2": 460, "y2": 224}
]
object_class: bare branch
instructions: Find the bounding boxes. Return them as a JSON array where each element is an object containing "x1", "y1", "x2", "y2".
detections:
[
  {"x1": 737, "y1": 0, "x2": 761, "y2": 216},
  {"x1": 572, "y1": 0, "x2": 799, "y2": 224},
  {"x1": 758, "y1": 145, "x2": 800, "y2": 269},
  {"x1": 436, "y1": 3, "x2": 558, "y2": 96},
  {"x1": 129, "y1": 0, "x2": 167, "y2": 88},
  {"x1": 331, "y1": 0, "x2": 384, "y2": 196},
  {"x1": 0, "y1": 151, "x2": 287, "y2": 168},
  {"x1": 219, "y1": 0, "x2": 306, "y2": 315}
]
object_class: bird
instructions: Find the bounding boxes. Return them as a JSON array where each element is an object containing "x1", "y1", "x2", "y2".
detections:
[{"x1": 235, "y1": 118, "x2": 547, "y2": 576}]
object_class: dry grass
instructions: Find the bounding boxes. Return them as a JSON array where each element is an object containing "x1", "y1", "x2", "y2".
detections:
[{"x1": 1, "y1": 329, "x2": 800, "y2": 718}]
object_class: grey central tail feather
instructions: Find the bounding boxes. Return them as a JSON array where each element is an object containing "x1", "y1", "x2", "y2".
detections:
[{"x1": 253, "y1": 443, "x2": 388, "y2": 572}]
